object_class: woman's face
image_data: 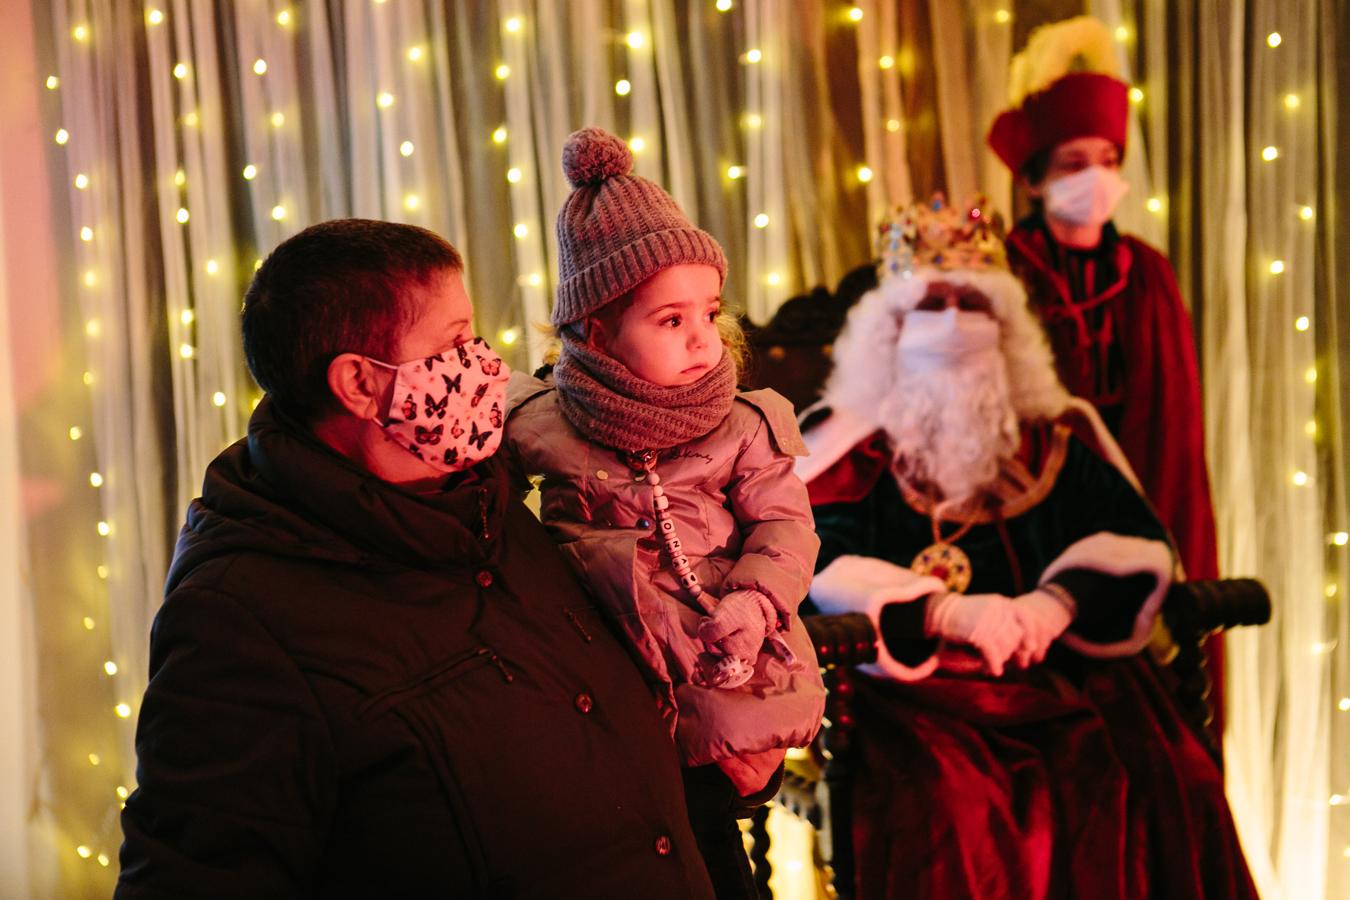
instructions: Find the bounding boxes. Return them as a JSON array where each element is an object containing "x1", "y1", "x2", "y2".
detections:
[{"x1": 1027, "y1": 136, "x2": 1121, "y2": 197}]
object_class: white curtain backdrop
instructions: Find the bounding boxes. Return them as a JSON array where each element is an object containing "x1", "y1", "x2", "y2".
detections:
[{"x1": 10, "y1": 0, "x2": 1344, "y2": 897}]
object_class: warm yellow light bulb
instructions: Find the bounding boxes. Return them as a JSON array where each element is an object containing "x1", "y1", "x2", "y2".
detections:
[
  {"x1": 744, "y1": 48, "x2": 762, "y2": 64},
  {"x1": 500, "y1": 328, "x2": 520, "y2": 346},
  {"x1": 505, "y1": 16, "x2": 522, "y2": 33},
  {"x1": 627, "y1": 31, "x2": 645, "y2": 49},
  {"x1": 1292, "y1": 471, "x2": 1309, "y2": 486},
  {"x1": 856, "y1": 165, "x2": 874, "y2": 183},
  {"x1": 174, "y1": 169, "x2": 186, "y2": 186},
  {"x1": 1305, "y1": 366, "x2": 1317, "y2": 383},
  {"x1": 46, "y1": 75, "x2": 60, "y2": 90},
  {"x1": 399, "y1": 140, "x2": 415, "y2": 157},
  {"x1": 88, "y1": 753, "x2": 101, "y2": 766},
  {"x1": 847, "y1": 6, "x2": 864, "y2": 23},
  {"x1": 205, "y1": 259, "x2": 219, "y2": 276},
  {"x1": 116, "y1": 786, "x2": 130, "y2": 799},
  {"x1": 90, "y1": 472, "x2": 103, "y2": 487},
  {"x1": 743, "y1": 113, "x2": 763, "y2": 129},
  {"x1": 97, "y1": 854, "x2": 110, "y2": 867},
  {"x1": 495, "y1": 64, "x2": 511, "y2": 80},
  {"x1": 79, "y1": 226, "x2": 93, "y2": 242},
  {"x1": 1266, "y1": 32, "x2": 1282, "y2": 48},
  {"x1": 97, "y1": 521, "x2": 111, "y2": 537},
  {"x1": 615, "y1": 79, "x2": 632, "y2": 96},
  {"x1": 376, "y1": 91, "x2": 395, "y2": 109},
  {"x1": 74, "y1": 173, "x2": 89, "y2": 190},
  {"x1": 1146, "y1": 197, "x2": 1164, "y2": 214},
  {"x1": 716, "y1": 0, "x2": 733, "y2": 11},
  {"x1": 1299, "y1": 205, "x2": 1314, "y2": 221},
  {"x1": 886, "y1": 118, "x2": 901, "y2": 133},
  {"x1": 82, "y1": 371, "x2": 94, "y2": 386},
  {"x1": 270, "y1": 111, "x2": 286, "y2": 128},
  {"x1": 1340, "y1": 697, "x2": 1350, "y2": 712},
  {"x1": 115, "y1": 703, "x2": 132, "y2": 718},
  {"x1": 527, "y1": 273, "x2": 544, "y2": 287},
  {"x1": 271, "y1": 204, "x2": 287, "y2": 221},
  {"x1": 97, "y1": 565, "x2": 109, "y2": 580},
  {"x1": 183, "y1": 111, "x2": 199, "y2": 127},
  {"x1": 879, "y1": 55, "x2": 895, "y2": 70},
  {"x1": 253, "y1": 59, "x2": 268, "y2": 75},
  {"x1": 766, "y1": 272, "x2": 782, "y2": 286},
  {"x1": 1306, "y1": 420, "x2": 1318, "y2": 438},
  {"x1": 1284, "y1": 93, "x2": 1301, "y2": 110},
  {"x1": 69, "y1": 426, "x2": 83, "y2": 441},
  {"x1": 104, "y1": 660, "x2": 118, "y2": 676},
  {"x1": 506, "y1": 167, "x2": 522, "y2": 183},
  {"x1": 1262, "y1": 146, "x2": 1279, "y2": 161},
  {"x1": 77, "y1": 846, "x2": 92, "y2": 859},
  {"x1": 173, "y1": 62, "x2": 188, "y2": 79},
  {"x1": 83, "y1": 271, "x2": 98, "y2": 289},
  {"x1": 211, "y1": 391, "x2": 227, "y2": 407},
  {"x1": 1295, "y1": 316, "x2": 1310, "y2": 331},
  {"x1": 147, "y1": 8, "x2": 165, "y2": 25},
  {"x1": 492, "y1": 126, "x2": 508, "y2": 145},
  {"x1": 1129, "y1": 87, "x2": 1144, "y2": 104},
  {"x1": 1332, "y1": 531, "x2": 1349, "y2": 546},
  {"x1": 276, "y1": 9, "x2": 292, "y2": 26},
  {"x1": 629, "y1": 136, "x2": 646, "y2": 153},
  {"x1": 995, "y1": 9, "x2": 1012, "y2": 25},
  {"x1": 1114, "y1": 25, "x2": 1129, "y2": 41},
  {"x1": 82, "y1": 615, "x2": 95, "y2": 629},
  {"x1": 242, "y1": 163, "x2": 257, "y2": 180},
  {"x1": 84, "y1": 318, "x2": 100, "y2": 336},
  {"x1": 1269, "y1": 259, "x2": 1285, "y2": 275},
  {"x1": 180, "y1": 309, "x2": 195, "y2": 326},
  {"x1": 72, "y1": 24, "x2": 90, "y2": 42},
  {"x1": 754, "y1": 213, "x2": 770, "y2": 229},
  {"x1": 726, "y1": 165, "x2": 745, "y2": 180},
  {"x1": 403, "y1": 194, "x2": 421, "y2": 211},
  {"x1": 55, "y1": 128, "x2": 69, "y2": 145},
  {"x1": 179, "y1": 343, "x2": 196, "y2": 359},
  {"x1": 176, "y1": 207, "x2": 190, "y2": 224},
  {"x1": 513, "y1": 223, "x2": 528, "y2": 239}
]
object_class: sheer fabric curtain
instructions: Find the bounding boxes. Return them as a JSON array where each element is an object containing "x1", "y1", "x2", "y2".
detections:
[{"x1": 1101, "y1": 0, "x2": 1348, "y2": 897}]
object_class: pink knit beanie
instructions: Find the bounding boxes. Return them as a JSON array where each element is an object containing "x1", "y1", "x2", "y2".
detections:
[{"x1": 551, "y1": 127, "x2": 727, "y2": 327}]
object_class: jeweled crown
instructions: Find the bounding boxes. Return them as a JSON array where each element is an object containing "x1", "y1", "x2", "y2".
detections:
[{"x1": 876, "y1": 194, "x2": 1008, "y2": 280}]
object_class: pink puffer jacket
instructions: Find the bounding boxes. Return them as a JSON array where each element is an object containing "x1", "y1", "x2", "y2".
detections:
[{"x1": 505, "y1": 372, "x2": 825, "y2": 768}]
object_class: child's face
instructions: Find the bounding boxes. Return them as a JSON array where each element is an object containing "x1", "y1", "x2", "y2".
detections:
[{"x1": 592, "y1": 264, "x2": 723, "y2": 387}]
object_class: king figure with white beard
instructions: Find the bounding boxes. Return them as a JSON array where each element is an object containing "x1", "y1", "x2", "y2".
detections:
[{"x1": 797, "y1": 196, "x2": 1257, "y2": 900}]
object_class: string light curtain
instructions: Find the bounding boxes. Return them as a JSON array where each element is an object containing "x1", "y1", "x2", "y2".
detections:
[
  {"x1": 16, "y1": 1, "x2": 1016, "y2": 896},
  {"x1": 1093, "y1": 0, "x2": 1348, "y2": 896}
]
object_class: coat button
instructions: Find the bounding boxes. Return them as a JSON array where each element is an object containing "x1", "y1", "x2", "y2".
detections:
[
  {"x1": 654, "y1": 834, "x2": 672, "y2": 856},
  {"x1": 595, "y1": 469, "x2": 609, "y2": 480},
  {"x1": 475, "y1": 569, "x2": 494, "y2": 588},
  {"x1": 573, "y1": 692, "x2": 593, "y2": 714},
  {"x1": 636, "y1": 517, "x2": 653, "y2": 529}
]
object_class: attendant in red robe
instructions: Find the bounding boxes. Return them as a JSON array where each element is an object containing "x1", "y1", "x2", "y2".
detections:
[
  {"x1": 986, "y1": 17, "x2": 1218, "y2": 582},
  {"x1": 798, "y1": 196, "x2": 1255, "y2": 899}
]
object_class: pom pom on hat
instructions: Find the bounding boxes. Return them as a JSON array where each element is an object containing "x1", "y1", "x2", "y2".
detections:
[{"x1": 562, "y1": 127, "x2": 634, "y2": 188}]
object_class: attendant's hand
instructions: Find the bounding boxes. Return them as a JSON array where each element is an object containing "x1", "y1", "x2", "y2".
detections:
[
  {"x1": 1009, "y1": 588, "x2": 1076, "y2": 668},
  {"x1": 699, "y1": 589, "x2": 775, "y2": 662},
  {"x1": 924, "y1": 592, "x2": 1024, "y2": 676}
]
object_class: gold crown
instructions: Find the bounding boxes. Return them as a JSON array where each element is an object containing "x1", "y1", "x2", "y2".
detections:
[{"x1": 876, "y1": 194, "x2": 1008, "y2": 280}]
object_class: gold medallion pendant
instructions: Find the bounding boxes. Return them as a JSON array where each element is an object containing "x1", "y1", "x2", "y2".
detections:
[{"x1": 911, "y1": 542, "x2": 972, "y2": 593}]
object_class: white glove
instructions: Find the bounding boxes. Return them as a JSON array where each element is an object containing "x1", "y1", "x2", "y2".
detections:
[
  {"x1": 699, "y1": 589, "x2": 775, "y2": 662},
  {"x1": 1009, "y1": 588, "x2": 1076, "y2": 668},
  {"x1": 924, "y1": 592, "x2": 1024, "y2": 677}
]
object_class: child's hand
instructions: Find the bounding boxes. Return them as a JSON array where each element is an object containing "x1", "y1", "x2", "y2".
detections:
[{"x1": 698, "y1": 589, "x2": 775, "y2": 661}]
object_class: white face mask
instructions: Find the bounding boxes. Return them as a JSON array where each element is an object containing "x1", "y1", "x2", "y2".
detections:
[
  {"x1": 1043, "y1": 165, "x2": 1129, "y2": 228},
  {"x1": 896, "y1": 308, "x2": 1000, "y2": 375},
  {"x1": 367, "y1": 338, "x2": 511, "y2": 474}
]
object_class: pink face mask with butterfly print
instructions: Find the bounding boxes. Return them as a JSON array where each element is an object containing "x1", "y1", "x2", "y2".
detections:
[{"x1": 367, "y1": 337, "x2": 511, "y2": 474}]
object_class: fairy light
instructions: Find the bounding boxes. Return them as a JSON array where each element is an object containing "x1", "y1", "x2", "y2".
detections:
[
  {"x1": 242, "y1": 164, "x2": 257, "y2": 180},
  {"x1": 1332, "y1": 794, "x2": 1347, "y2": 806},
  {"x1": 627, "y1": 31, "x2": 646, "y2": 49},
  {"x1": 179, "y1": 343, "x2": 196, "y2": 359},
  {"x1": 72, "y1": 24, "x2": 89, "y2": 42},
  {"x1": 97, "y1": 854, "x2": 110, "y2": 868},
  {"x1": 513, "y1": 223, "x2": 529, "y2": 239},
  {"x1": 1340, "y1": 698, "x2": 1350, "y2": 712},
  {"x1": 96, "y1": 521, "x2": 111, "y2": 537},
  {"x1": 744, "y1": 48, "x2": 762, "y2": 64},
  {"x1": 180, "y1": 309, "x2": 195, "y2": 326},
  {"x1": 754, "y1": 213, "x2": 770, "y2": 228},
  {"x1": 504, "y1": 16, "x2": 522, "y2": 33},
  {"x1": 270, "y1": 111, "x2": 286, "y2": 129},
  {"x1": 146, "y1": 7, "x2": 164, "y2": 25},
  {"x1": 116, "y1": 786, "x2": 129, "y2": 800},
  {"x1": 82, "y1": 271, "x2": 97, "y2": 289},
  {"x1": 176, "y1": 208, "x2": 190, "y2": 224},
  {"x1": 527, "y1": 273, "x2": 544, "y2": 287},
  {"x1": 995, "y1": 9, "x2": 1012, "y2": 25},
  {"x1": 743, "y1": 113, "x2": 763, "y2": 129},
  {"x1": 89, "y1": 472, "x2": 103, "y2": 488},
  {"x1": 1331, "y1": 532, "x2": 1349, "y2": 546},
  {"x1": 1307, "y1": 420, "x2": 1319, "y2": 438},
  {"x1": 403, "y1": 194, "x2": 421, "y2": 211},
  {"x1": 1293, "y1": 471, "x2": 1309, "y2": 487},
  {"x1": 500, "y1": 328, "x2": 520, "y2": 346},
  {"x1": 173, "y1": 169, "x2": 186, "y2": 187},
  {"x1": 81, "y1": 616, "x2": 94, "y2": 629},
  {"x1": 76, "y1": 846, "x2": 92, "y2": 859},
  {"x1": 407, "y1": 46, "x2": 424, "y2": 62},
  {"x1": 1295, "y1": 316, "x2": 1310, "y2": 331},
  {"x1": 172, "y1": 62, "x2": 188, "y2": 80},
  {"x1": 251, "y1": 59, "x2": 268, "y2": 76},
  {"x1": 715, "y1": 0, "x2": 733, "y2": 11},
  {"x1": 1306, "y1": 367, "x2": 1318, "y2": 383},
  {"x1": 46, "y1": 75, "x2": 59, "y2": 89},
  {"x1": 74, "y1": 173, "x2": 89, "y2": 190},
  {"x1": 1284, "y1": 93, "x2": 1301, "y2": 110},
  {"x1": 847, "y1": 6, "x2": 864, "y2": 23},
  {"x1": 1269, "y1": 259, "x2": 1286, "y2": 275},
  {"x1": 506, "y1": 167, "x2": 522, "y2": 184},
  {"x1": 80, "y1": 227, "x2": 93, "y2": 242},
  {"x1": 271, "y1": 204, "x2": 287, "y2": 221},
  {"x1": 84, "y1": 319, "x2": 100, "y2": 337},
  {"x1": 491, "y1": 126, "x2": 507, "y2": 145},
  {"x1": 69, "y1": 426, "x2": 83, "y2": 441},
  {"x1": 212, "y1": 391, "x2": 227, "y2": 407},
  {"x1": 1129, "y1": 87, "x2": 1145, "y2": 104},
  {"x1": 55, "y1": 128, "x2": 69, "y2": 145},
  {"x1": 114, "y1": 703, "x2": 132, "y2": 718},
  {"x1": 183, "y1": 111, "x2": 199, "y2": 127},
  {"x1": 1267, "y1": 32, "x2": 1282, "y2": 48},
  {"x1": 82, "y1": 371, "x2": 94, "y2": 386},
  {"x1": 726, "y1": 165, "x2": 745, "y2": 180},
  {"x1": 399, "y1": 141, "x2": 414, "y2": 157},
  {"x1": 103, "y1": 661, "x2": 117, "y2": 677},
  {"x1": 276, "y1": 9, "x2": 291, "y2": 26},
  {"x1": 886, "y1": 119, "x2": 901, "y2": 133},
  {"x1": 1262, "y1": 146, "x2": 1279, "y2": 161},
  {"x1": 856, "y1": 165, "x2": 874, "y2": 183},
  {"x1": 495, "y1": 64, "x2": 511, "y2": 80},
  {"x1": 1114, "y1": 25, "x2": 1130, "y2": 42},
  {"x1": 376, "y1": 91, "x2": 395, "y2": 109},
  {"x1": 205, "y1": 259, "x2": 219, "y2": 276},
  {"x1": 96, "y1": 565, "x2": 108, "y2": 580},
  {"x1": 88, "y1": 753, "x2": 101, "y2": 766},
  {"x1": 879, "y1": 55, "x2": 895, "y2": 70},
  {"x1": 629, "y1": 136, "x2": 646, "y2": 153},
  {"x1": 1300, "y1": 206, "x2": 1314, "y2": 221},
  {"x1": 766, "y1": 272, "x2": 783, "y2": 287},
  {"x1": 1146, "y1": 197, "x2": 1164, "y2": 214},
  {"x1": 615, "y1": 79, "x2": 632, "y2": 96}
]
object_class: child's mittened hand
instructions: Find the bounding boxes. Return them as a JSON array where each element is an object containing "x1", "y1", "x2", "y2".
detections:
[{"x1": 698, "y1": 589, "x2": 775, "y2": 661}]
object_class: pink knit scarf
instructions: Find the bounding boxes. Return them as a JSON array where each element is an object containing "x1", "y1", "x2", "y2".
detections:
[{"x1": 552, "y1": 338, "x2": 736, "y2": 452}]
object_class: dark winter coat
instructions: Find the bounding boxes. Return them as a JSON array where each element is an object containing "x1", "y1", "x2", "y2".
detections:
[{"x1": 115, "y1": 398, "x2": 715, "y2": 900}]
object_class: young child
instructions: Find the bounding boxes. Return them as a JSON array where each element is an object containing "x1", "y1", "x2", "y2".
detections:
[{"x1": 505, "y1": 127, "x2": 825, "y2": 898}]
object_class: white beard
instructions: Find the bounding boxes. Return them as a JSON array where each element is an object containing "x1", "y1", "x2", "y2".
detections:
[{"x1": 880, "y1": 347, "x2": 1020, "y2": 506}]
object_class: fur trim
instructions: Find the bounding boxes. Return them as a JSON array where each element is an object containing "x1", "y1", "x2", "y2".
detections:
[
  {"x1": 810, "y1": 555, "x2": 945, "y2": 681},
  {"x1": 795, "y1": 404, "x2": 877, "y2": 485},
  {"x1": 820, "y1": 268, "x2": 1069, "y2": 430},
  {"x1": 1009, "y1": 16, "x2": 1122, "y2": 106},
  {"x1": 1039, "y1": 532, "x2": 1172, "y2": 657}
]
